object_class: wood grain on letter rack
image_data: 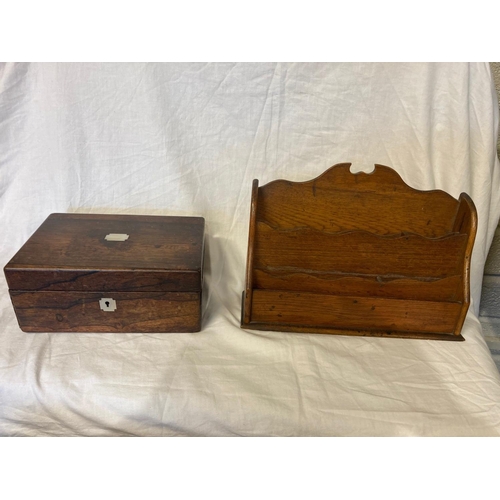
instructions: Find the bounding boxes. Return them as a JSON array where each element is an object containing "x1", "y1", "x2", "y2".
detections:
[{"x1": 241, "y1": 163, "x2": 477, "y2": 341}]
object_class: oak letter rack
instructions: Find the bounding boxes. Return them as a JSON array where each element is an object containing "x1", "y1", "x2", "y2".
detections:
[{"x1": 241, "y1": 163, "x2": 477, "y2": 341}]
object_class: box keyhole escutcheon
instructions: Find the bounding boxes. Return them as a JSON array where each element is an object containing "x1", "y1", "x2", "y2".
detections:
[{"x1": 99, "y1": 298, "x2": 117, "y2": 311}]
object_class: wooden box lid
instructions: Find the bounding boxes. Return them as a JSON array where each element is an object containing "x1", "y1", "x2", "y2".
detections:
[{"x1": 4, "y1": 213, "x2": 205, "y2": 293}]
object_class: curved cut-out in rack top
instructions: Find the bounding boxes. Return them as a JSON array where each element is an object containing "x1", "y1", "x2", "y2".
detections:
[{"x1": 242, "y1": 163, "x2": 477, "y2": 341}]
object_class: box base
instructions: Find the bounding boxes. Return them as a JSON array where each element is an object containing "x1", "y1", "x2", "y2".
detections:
[{"x1": 10, "y1": 291, "x2": 201, "y2": 333}]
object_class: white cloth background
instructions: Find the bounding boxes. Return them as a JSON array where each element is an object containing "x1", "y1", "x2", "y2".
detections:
[{"x1": 1, "y1": 62, "x2": 500, "y2": 436}]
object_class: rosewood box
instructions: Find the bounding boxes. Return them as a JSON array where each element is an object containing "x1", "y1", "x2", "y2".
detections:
[{"x1": 4, "y1": 213, "x2": 205, "y2": 333}]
